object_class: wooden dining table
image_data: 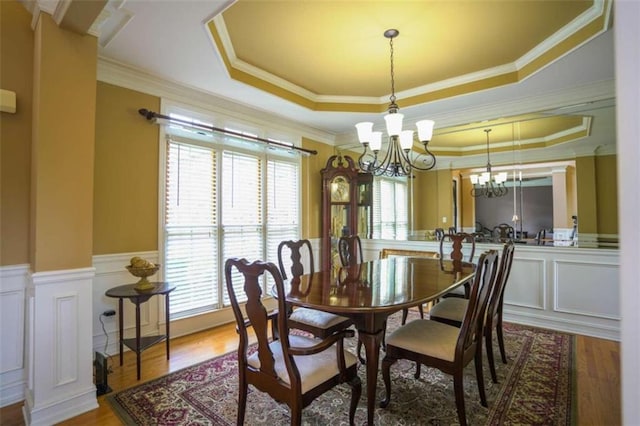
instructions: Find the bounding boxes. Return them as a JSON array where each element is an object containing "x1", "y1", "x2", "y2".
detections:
[{"x1": 281, "y1": 256, "x2": 475, "y2": 425}]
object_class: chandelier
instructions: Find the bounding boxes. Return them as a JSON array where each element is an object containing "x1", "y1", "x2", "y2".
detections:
[
  {"x1": 470, "y1": 129, "x2": 508, "y2": 198},
  {"x1": 355, "y1": 29, "x2": 436, "y2": 177}
]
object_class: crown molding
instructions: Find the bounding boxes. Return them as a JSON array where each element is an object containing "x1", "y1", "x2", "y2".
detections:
[{"x1": 96, "y1": 57, "x2": 337, "y2": 145}]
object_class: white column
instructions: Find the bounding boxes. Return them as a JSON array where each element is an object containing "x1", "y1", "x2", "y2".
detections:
[{"x1": 615, "y1": 0, "x2": 640, "y2": 423}]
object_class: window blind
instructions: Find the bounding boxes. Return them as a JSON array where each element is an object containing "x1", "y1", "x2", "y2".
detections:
[
  {"x1": 163, "y1": 128, "x2": 301, "y2": 319},
  {"x1": 221, "y1": 151, "x2": 263, "y2": 306},
  {"x1": 165, "y1": 142, "x2": 219, "y2": 316},
  {"x1": 372, "y1": 177, "x2": 408, "y2": 239}
]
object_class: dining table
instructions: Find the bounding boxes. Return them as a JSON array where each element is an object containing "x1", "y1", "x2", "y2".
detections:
[{"x1": 280, "y1": 256, "x2": 476, "y2": 425}]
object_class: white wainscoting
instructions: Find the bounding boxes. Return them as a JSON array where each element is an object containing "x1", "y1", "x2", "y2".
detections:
[
  {"x1": 0, "y1": 265, "x2": 28, "y2": 407},
  {"x1": 362, "y1": 239, "x2": 620, "y2": 341},
  {"x1": 23, "y1": 267, "x2": 98, "y2": 425}
]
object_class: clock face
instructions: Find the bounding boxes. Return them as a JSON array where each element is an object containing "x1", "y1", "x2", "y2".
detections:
[{"x1": 330, "y1": 176, "x2": 350, "y2": 202}]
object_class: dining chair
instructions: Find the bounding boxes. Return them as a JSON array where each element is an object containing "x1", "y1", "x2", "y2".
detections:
[
  {"x1": 439, "y1": 232, "x2": 476, "y2": 298},
  {"x1": 277, "y1": 239, "x2": 353, "y2": 338},
  {"x1": 434, "y1": 227, "x2": 445, "y2": 241},
  {"x1": 338, "y1": 235, "x2": 363, "y2": 267},
  {"x1": 493, "y1": 223, "x2": 515, "y2": 242},
  {"x1": 535, "y1": 228, "x2": 550, "y2": 245},
  {"x1": 429, "y1": 241, "x2": 515, "y2": 383},
  {"x1": 379, "y1": 248, "x2": 440, "y2": 324},
  {"x1": 380, "y1": 250, "x2": 500, "y2": 426},
  {"x1": 224, "y1": 257, "x2": 361, "y2": 426}
]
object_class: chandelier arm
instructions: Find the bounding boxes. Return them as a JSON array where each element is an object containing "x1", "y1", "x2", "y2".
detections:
[
  {"x1": 405, "y1": 141, "x2": 436, "y2": 171},
  {"x1": 358, "y1": 144, "x2": 374, "y2": 171},
  {"x1": 365, "y1": 137, "x2": 397, "y2": 176}
]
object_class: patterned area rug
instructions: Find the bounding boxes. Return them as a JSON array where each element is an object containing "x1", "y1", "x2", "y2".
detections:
[{"x1": 108, "y1": 312, "x2": 575, "y2": 425}]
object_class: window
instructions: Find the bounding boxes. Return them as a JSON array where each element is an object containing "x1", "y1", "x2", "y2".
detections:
[
  {"x1": 162, "y1": 113, "x2": 300, "y2": 319},
  {"x1": 372, "y1": 177, "x2": 408, "y2": 239}
]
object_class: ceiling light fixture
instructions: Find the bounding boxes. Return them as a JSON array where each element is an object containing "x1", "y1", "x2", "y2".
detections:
[
  {"x1": 470, "y1": 129, "x2": 508, "y2": 198},
  {"x1": 355, "y1": 29, "x2": 436, "y2": 177}
]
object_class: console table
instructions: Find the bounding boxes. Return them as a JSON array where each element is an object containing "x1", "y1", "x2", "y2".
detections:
[{"x1": 105, "y1": 282, "x2": 176, "y2": 380}]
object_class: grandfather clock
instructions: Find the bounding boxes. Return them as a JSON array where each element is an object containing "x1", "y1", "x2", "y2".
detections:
[{"x1": 321, "y1": 155, "x2": 373, "y2": 270}]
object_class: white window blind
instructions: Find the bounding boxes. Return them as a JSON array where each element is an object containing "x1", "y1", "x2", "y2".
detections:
[
  {"x1": 372, "y1": 177, "x2": 408, "y2": 239},
  {"x1": 163, "y1": 127, "x2": 300, "y2": 319},
  {"x1": 266, "y1": 160, "x2": 300, "y2": 262},
  {"x1": 221, "y1": 151, "x2": 263, "y2": 306},
  {"x1": 164, "y1": 141, "x2": 219, "y2": 316}
]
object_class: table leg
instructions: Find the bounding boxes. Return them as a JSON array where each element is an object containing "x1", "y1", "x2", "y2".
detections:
[
  {"x1": 135, "y1": 300, "x2": 141, "y2": 380},
  {"x1": 358, "y1": 328, "x2": 385, "y2": 426},
  {"x1": 118, "y1": 298, "x2": 124, "y2": 366},
  {"x1": 165, "y1": 293, "x2": 170, "y2": 360}
]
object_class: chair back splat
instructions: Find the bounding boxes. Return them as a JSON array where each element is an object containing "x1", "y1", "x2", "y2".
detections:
[
  {"x1": 460, "y1": 251, "x2": 499, "y2": 354},
  {"x1": 338, "y1": 235, "x2": 363, "y2": 267},
  {"x1": 225, "y1": 258, "x2": 361, "y2": 425},
  {"x1": 277, "y1": 240, "x2": 353, "y2": 339},
  {"x1": 278, "y1": 239, "x2": 314, "y2": 281},
  {"x1": 439, "y1": 232, "x2": 476, "y2": 298}
]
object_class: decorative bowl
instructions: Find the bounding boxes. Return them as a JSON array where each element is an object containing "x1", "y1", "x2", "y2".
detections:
[{"x1": 126, "y1": 264, "x2": 160, "y2": 291}]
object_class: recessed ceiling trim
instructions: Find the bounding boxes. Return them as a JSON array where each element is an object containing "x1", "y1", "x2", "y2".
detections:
[
  {"x1": 430, "y1": 121, "x2": 590, "y2": 157},
  {"x1": 208, "y1": 0, "x2": 612, "y2": 113},
  {"x1": 515, "y1": 0, "x2": 608, "y2": 71},
  {"x1": 518, "y1": 6, "x2": 612, "y2": 82}
]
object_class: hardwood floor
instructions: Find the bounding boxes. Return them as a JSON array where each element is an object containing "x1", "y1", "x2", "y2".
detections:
[{"x1": 0, "y1": 321, "x2": 621, "y2": 425}]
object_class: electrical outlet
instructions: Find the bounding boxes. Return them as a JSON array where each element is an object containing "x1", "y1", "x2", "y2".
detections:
[{"x1": 103, "y1": 309, "x2": 116, "y2": 317}]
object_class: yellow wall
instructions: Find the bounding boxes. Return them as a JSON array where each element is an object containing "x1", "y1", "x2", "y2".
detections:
[
  {"x1": 93, "y1": 82, "x2": 160, "y2": 254},
  {"x1": 459, "y1": 174, "x2": 475, "y2": 229},
  {"x1": 0, "y1": 1, "x2": 33, "y2": 266},
  {"x1": 30, "y1": 13, "x2": 97, "y2": 271},
  {"x1": 301, "y1": 138, "x2": 335, "y2": 239},
  {"x1": 412, "y1": 168, "x2": 454, "y2": 230},
  {"x1": 576, "y1": 156, "x2": 598, "y2": 234},
  {"x1": 595, "y1": 154, "x2": 618, "y2": 234}
]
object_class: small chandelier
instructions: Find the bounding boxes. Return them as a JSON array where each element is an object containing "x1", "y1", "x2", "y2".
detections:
[
  {"x1": 470, "y1": 129, "x2": 508, "y2": 198},
  {"x1": 355, "y1": 29, "x2": 436, "y2": 177}
]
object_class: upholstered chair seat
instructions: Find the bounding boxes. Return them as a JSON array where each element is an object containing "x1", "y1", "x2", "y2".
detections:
[
  {"x1": 428, "y1": 298, "x2": 468, "y2": 325},
  {"x1": 247, "y1": 334, "x2": 359, "y2": 393},
  {"x1": 384, "y1": 319, "x2": 460, "y2": 362},
  {"x1": 288, "y1": 308, "x2": 351, "y2": 331}
]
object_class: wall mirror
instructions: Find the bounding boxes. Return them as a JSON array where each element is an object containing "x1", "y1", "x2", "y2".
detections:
[{"x1": 413, "y1": 96, "x2": 617, "y2": 248}]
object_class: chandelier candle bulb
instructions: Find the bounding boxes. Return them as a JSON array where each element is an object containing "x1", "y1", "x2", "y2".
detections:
[
  {"x1": 416, "y1": 120, "x2": 435, "y2": 142},
  {"x1": 371, "y1": 132, "x2": 383, "y2": 151},
  {"x1": 384, "y1": 113, "x2": 404, "y2": 136},
  {"x1": 400, "y1": 130, "x2": 414, "y2": 150},
  {"x1": 355, "y1": 122, "x2": 374, "y2": 143}
]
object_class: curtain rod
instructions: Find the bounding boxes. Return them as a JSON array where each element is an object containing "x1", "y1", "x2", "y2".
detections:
[{"x1": 138, "y1": 108, "x2": 317, "y2": 156}]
